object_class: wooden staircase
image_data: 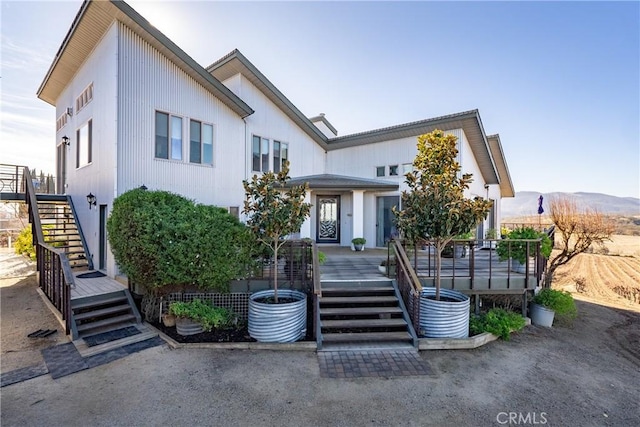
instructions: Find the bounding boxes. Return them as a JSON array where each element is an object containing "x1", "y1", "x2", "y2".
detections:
[
  {"x1": 71, "y1": 290, "x2": 142, "y2": 339},
  {"x1": 318, "y1": 280, "x2": 418, "y2": 350},
  {"x1": 36, "y1": 194, "x2": 91, "y2": 270}
]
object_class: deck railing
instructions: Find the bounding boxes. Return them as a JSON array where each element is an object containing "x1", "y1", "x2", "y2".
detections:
[
  {"x1": 0, "y1": 163, "x2": 27, "y2": 195},
  {"x1": 24, "y1": 167, "x2": 75, "y2": 335},
  {"x1": 392, "y1": 238, "x2": 423, "y2": 333}
]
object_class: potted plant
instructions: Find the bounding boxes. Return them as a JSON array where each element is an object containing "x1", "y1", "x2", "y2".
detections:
[
  {"x1": 393, "y1": 130, "x2": 492, "y2": 338},
  {"x1": 530, "y1": 288, "x2": 577, "y2": 327},
  {"x1": 379, "y1": 258, "x2": 396, "y2": 275},
  {"x1": 169, "y1": 299, "x2": 238, "y2": 335},
  {"x1": 500, "y1": 226, "x2": 511, "y2": 240},
  {"x1": 243, "y1": 161, "x2": 312, "y2": 342},
  {"x1": 352, "y1": 237, "x2": 366, "y2": 251},
  {"x1": 484, "y1": 228, "x2": 497, "y2": 249},
  {"x1": 497, "y1": 227, "x2": 552, "y2": 273}
]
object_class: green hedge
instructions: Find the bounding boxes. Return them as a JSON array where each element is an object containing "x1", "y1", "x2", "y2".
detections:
[{"x1": 107, "y1": 189, "x2": 254, "y2": 293}]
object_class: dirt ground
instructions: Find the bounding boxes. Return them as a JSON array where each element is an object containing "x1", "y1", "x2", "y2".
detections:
[{"x1": 1, "y1": 272, "x2": 69, "y2": 373}]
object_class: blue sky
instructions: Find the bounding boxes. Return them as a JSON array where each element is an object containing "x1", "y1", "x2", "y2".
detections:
[{"x1": 2, "y1": 0, "x2": 639, "y2": 198}]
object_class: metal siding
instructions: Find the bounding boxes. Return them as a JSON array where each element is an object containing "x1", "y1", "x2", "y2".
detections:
[{"x1": 117, "y1": 24, "x2": 245, "y2": 207}]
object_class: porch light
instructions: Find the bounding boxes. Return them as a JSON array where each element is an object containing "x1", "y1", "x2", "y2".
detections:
[
  {"x1": 86, "y1": 193, "x2": 97, "y2": 209},
  {"x1": 62, "y1": 135, "x2": 70, "y2": 146},
  {"x1": 139, "y1": 184, "x2": 147, "y2": 190}
]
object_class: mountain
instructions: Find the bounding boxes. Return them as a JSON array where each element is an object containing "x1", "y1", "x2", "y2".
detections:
[{"x1": 501, "y1": 191, "x2": 640, "y2": 218}]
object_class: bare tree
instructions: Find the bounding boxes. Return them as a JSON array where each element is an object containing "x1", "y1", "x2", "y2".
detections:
[{"x1": 545, "y1": 197, "x2": 614, "y2": 286}]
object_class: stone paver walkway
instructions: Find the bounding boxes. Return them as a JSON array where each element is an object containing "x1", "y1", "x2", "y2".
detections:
[{"x1": 318, "y1": 350, "x2": 433, "y2": 378}]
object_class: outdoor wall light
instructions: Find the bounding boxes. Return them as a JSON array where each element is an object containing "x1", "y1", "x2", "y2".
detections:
[
  {"x1": 86, "y1": 193, "x2": 97, "y2": 209},
  {"x1": 139, "y1": 184, "x2": 148, "y2": 190},
  {"x1": 62, "y1": 135, "x2": 70, "y2": 146}
]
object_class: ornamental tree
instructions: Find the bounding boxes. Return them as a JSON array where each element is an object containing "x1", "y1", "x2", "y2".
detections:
[
  {"x1": 393, "y1": 129, "x2": 492, "y2": 300},
  {"x1": 243, "y1": 161, "x2": 311, "y2": 302}
]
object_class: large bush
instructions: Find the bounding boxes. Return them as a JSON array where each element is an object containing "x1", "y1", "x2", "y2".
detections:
[
  {"x1": 107, "y1": 189, "x2": 254, "y2": 293},
  {"x1": 14, "y1": 226, "x2": 36, "y2": 260}
]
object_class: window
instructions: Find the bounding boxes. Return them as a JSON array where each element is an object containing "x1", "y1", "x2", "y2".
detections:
[
  {"x1": 376, "y1": 166, "x2": 385, "y2": 177},
  {"x1": 155, "y1": 111, "x2": 183, "y2": 160},
  {"x1": 273, "y1": 141, "x2": 289, "y2": 173},
  {"x1": 56, "y1": 113, "x2": 68, "y2": 131},
  {"x1": 402, "y1": 163, "x2": 413, "y2": 175},
  {"x1": 76, "y1": 120, "x2": 92, "y2": 168},
  {"x1": 75, "y1": 83, "x2": 94, "y2": 113},
  {"x1": 389, "y1": 165, "x2": 398, "y2": 176},
  {"x1": 252, "y1": 135, "x2": 270, "y2": 172},
  {"x1": 189, "y1": 120, "x2": 214, "y2": 164}
]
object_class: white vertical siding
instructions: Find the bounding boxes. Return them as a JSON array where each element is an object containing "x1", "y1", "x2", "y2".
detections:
[
  {"x1": 55, "y1": 22, "x2": 119, "y2": 276},
  {"x1": 117, "y1": 23, "x2": 245, "y2": 207}
]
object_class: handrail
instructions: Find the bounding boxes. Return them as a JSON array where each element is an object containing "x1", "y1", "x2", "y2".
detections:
[
  {"x1": 392, "y1": 237, "x2": 422, "y2": 293},
  {"x1": 67, "y1": 195, "x2": 94, "y2": 270},
  {"x1": 311, "y1": 241, "x2": 322, "y2": 297}
]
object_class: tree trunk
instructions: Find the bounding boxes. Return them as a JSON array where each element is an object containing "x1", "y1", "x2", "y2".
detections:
[
  {"x1": 435, "y1": 241, "x2": 442, "y2": 301},
  {"x1": 273, "y1": 239, "x2": 279, "y2": 303}
]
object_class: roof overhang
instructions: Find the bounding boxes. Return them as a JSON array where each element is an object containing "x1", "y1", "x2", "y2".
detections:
[
  {"x1": 37, "y1": 0, "x2": 254, "y2": 118},
  {"x1": 207, "y1": 50, "x2": 329, "y2": 149},
  {"x1": 286, "y1": 174, "x2": 399, "y2": 191},
  {"x1": 486, "y1": 134, "x2": 515, "y2": 197},
  {"x1": 325, "y1": 109, "x2": 500, "y2": 185}
]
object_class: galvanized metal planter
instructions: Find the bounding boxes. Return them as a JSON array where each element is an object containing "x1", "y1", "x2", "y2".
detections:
[
  {"x1": 530, "y1": 303, "x2": 555, "y2": 327},
  {"x1": 418, "y1": 288, "x2": 470, "y2": 338},
  {"x1": 248, "y1": 290, "x2": 307, "y2": 343},
  {"x1": 175, "y1": 317, "x2": 203, "y2": 336}
]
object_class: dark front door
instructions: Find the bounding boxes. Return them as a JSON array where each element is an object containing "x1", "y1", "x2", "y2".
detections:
[
  {"x1": 376, "y1": 196, "x2": 400, "y2": 247},
  {"x1": 99, "y1": 204, "x2": 107, "y2": 270},
  {"x1": 316, "y1": 195, "x2": 340, "y2": 243}
]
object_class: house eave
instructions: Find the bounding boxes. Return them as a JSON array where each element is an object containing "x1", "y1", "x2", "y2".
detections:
[
  {"x1": 37, "y1": 0, "x2": 254, "y2": 118},
  {"x1": 486, "y1": 134, "x2": 515, "y2": 197}
]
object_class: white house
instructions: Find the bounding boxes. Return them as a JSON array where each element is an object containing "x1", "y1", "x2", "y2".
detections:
[{"x1": 38, "y1": 0, "x2": 514, "y2": 279}]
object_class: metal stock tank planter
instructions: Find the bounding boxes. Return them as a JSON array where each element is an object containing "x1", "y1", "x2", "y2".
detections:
[
  {"x1": 419, "y1": 288, "x2": 470, "y2": 338},
  {"x1": 248, "y1": 290, "x2": 307, "y2": 343}
]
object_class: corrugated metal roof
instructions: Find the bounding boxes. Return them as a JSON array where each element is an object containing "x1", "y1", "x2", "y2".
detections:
[
  {"x1": 487, "y1": 134, "x2": 515, "y2": 197},
  {"x1": 37, "y1": 0, "x2": 254, "y2": 118},
  {"x1": 285, "y1": 174, "x2": 399, "y2": 191}
]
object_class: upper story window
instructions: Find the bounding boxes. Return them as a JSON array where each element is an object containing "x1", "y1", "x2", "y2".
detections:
[
  {"x1": 252, "y1": 135, "x2": 270, "y2": 172},
  {"x1": 155, "y1": 111, "x2": 183, "y2": 160},
  {"x1": 75, "y1": 83, "x2": 93, "y2": 113},
  {"x1": 190, "y1": 120, "x2": 214, "y2": 165},
  {"x1": 76, "y1": 120, "x2": 92, "y2": 168},
  {"x1": 376, "y1": 166, "x2": 385, "y2": 177},
  {"x1": 273, "y1": 141, "x2": 289, "y2": 173},
  {"x1": 402, "y1": 163, "x2": 413, "y2": 175},
  {"x1": 389, "y1": 165, "x2": 399, "y2": 176}
]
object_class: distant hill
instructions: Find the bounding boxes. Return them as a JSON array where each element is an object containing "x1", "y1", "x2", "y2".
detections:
[{"x1": 501, "y1": 191, "x2": 640, "y2": 218}]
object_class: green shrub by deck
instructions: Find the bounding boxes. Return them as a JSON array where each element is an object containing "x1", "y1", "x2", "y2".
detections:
[
  {"x1": 533, "y1": 288, "x2": 577, "y2": 321},
  {"x1": 107, "y1": 188, "x2": 254, "y2": 293},
  {"x1": 469, "y1": 308, "x2": 526, "y2": 340},
  {"x1": 496, "y1": 227, "x2": 552, "y2": 264}
]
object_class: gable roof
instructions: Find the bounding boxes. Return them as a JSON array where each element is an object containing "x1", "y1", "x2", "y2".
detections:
[
  {"x1": 37, "y1": 0, "x2": 254, "y2": 118},
  {"x1": 326, "y1": 110, "x2": 500, "y2": 185},
  {"x1": 309, "y1": 114, "x2": 338, "y2": 136},
  {"x1": 486, "y1": 134, "x2": 515, "y2": 197},
  {"x1": 207, "y1": 49, "x2": 330, "y2": 149}
]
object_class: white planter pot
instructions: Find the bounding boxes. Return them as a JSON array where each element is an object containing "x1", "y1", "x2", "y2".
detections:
[
  {"x1": 512, "y1": 258, "x2": 534, "y2": 274},
  {"x1": 530, "y1": 303, "x2": 555, "y2": 327},
  {"x1": 248, "y1": 289, "x2": 307, "y2": 343},
  {"x1": 378, "y1": 265, "x2": 386, "y2": 274},
  {"x1": 418, "y1": 288, "x2": 470, "y2": 338}
]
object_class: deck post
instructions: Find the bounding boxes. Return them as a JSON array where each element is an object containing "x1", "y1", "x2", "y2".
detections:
[{"x1": 522, "y1": 291, "x2": 528, "y2": 317}]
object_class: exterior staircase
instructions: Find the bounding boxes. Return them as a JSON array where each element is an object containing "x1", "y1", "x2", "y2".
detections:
[
  {"x1": 317, "y1": 280, "x2": 418, "y2": 350},
  {"x1": 70, "y1": 290, "x2": 142, "y2": 339},
  {"x1": 36, "y1": 194, "x2": 91, "y2": 270}
]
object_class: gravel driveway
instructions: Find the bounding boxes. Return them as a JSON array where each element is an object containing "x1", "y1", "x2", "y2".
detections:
[{"x1": 1, "y1": 292, "x2": 639, "y2": 426}]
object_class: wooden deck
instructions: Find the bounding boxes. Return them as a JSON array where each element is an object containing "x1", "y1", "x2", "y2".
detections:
[{"x1": 71, "y1": 272, "x2": 126, "y2": 300}]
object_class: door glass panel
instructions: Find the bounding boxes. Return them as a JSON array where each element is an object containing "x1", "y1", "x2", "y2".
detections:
[
  {"x1": 376, "y1": 196, "x2": 399, "y2": 247},
  {"x1": 318, "y1": 197, "x2": 339, "y2": 242}
]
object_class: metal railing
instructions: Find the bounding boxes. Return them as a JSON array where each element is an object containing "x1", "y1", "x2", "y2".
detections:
[
  {"x1": 1, "y1": 163, "x2": 56, "y2": 195},
  {"x1": 24, "y1": 167, "x2": 74, "y2": 335},
  {"x1": 391, "y1": 238, "x2": 422, "y2": 333}
]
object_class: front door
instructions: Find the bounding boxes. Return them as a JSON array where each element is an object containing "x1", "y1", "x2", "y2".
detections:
[
  {"x1": 316, "y1": 195, "x2": 340, "y2": 243},
  {"x1": 376, "y1": 196, "x2": 400, "y2": 247}
]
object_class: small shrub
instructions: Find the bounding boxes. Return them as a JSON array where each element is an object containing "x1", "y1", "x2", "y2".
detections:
[
  {"x1": 533, "y1": 289, "x2": 577, "y2": 321},
  {"x1": 469, "y1": 308, "x2": 526, "y2": 340},
  {"x1": 169, "y1": 299, "x2": 238, "y2": 332},
  {"x1": 352, "y1": 237, "x2": 366, "y2": 245},
  {"x1": 496, "y1": 227, "x2": 552, "y2": 264},
  {"x1": 14, "y1": 226, "x2": 36, "y2": 260}
]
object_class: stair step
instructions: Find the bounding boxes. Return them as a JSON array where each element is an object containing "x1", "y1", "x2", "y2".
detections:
[
  {"x1": 322, "y1": 286, "x2": 395, "y2": 294},
  {"x1": 320, "y1": 296, "x2": 398, "y2": 304},
  {"x1": 76, "y1": 314, "x2": 137, "y2": 333},
  {"x1": 321, "y1": 318, "x2": 408, "y2": 329},
  {"x1": 72, "y1": 294, "x2": 128, "y2": 310},
  {"x1": 319, "y1": 306, "x2": 403, "y2": 316},
  {"x1": 322, "y1": 331, "x2": 412, "y2": 343},
  {"x1": 74, "y1": 304, "x2": 132, "y2": 321},
  {"x1": 76, "y1": 330, "x2": 157, "y2": 358}
]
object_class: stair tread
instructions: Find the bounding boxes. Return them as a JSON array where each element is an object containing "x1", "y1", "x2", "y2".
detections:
[
  {"x1": 322, "y1": 331, "x2": 412, "y2": 342},
  {"x1": 76, "y1": 330, "x2": 157, "y2": 358},
  {"x1": 74, "y1": 304, "x2": 132, "y2": 320},
  {"x1": 320, "y1": 306, "x2": 403, "y2": 315},
  {"x1": 321, "y1": 318, "x2": 408, "y2": 328},
  {"x1": 322, "y1": 287, "x2": 394, "y2": 292},
  {"x1": 76, "y1": 314, "x2": 137, "y2": 332},
  {"x1": 321, "y1": 296, "x2": 398, "y2": 304},
  {"x1": 72, "y1": 294, "x2": 128, "y2": 310}
]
